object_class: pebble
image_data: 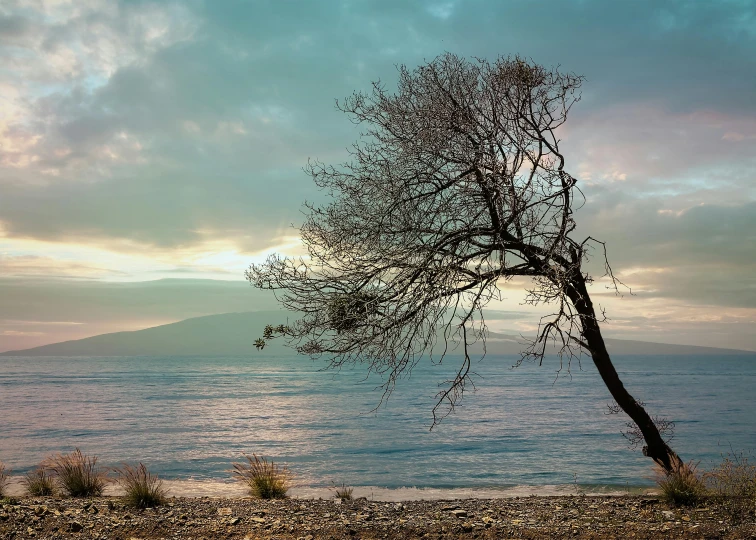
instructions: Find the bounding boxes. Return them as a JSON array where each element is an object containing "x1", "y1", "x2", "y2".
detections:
[{"x1": 0, "y1": 495, "x2": 752, "y2": 539}]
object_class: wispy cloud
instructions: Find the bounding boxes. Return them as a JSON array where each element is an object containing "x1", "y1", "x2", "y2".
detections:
[{"x1": 0, "y1": 0, "x2": 754, "y2": 348}]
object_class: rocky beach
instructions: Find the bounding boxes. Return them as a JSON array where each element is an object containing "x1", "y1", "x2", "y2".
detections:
[{"x1": 1, "y1": 494, "x2": 755, "y2": 539}]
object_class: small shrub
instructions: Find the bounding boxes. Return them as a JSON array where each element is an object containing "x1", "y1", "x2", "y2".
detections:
[
  {"x1": 0, "y1": 461, "x2": 10, "y2": 497},
  {"x1": 114, "y1": 463, "x2": 166, "y2": 508},
  {"x1": 331, "y1": 482, "x2": 354, "y2": 501},
  {"x1": 23, "y1": 467, "x2": 56, "y2": 496},
  {"x1": 232, "y1": 454, "x2": 291, "y2": 499},
  {"x1": 705, "y1": 449, "x2": 756, "y2": 521},
  {"x1": 656, "y1": 461, "x2": 706, "y2": 507},
  {"x1": 706, "y1": 450, "x2": 756, "y2": 498},
  {"x1": 45, "y1": 449, "x2": 107, "y2": 497}
]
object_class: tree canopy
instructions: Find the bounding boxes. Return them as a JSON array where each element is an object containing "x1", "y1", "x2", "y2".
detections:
[{"x1": 247, "y1": 53, "x2": 683, "y2": 473}]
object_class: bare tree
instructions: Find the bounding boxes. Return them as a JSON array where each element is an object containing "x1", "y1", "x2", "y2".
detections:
[{"x1": 246, "y1": 53, "x2": 684, "y2": 473}]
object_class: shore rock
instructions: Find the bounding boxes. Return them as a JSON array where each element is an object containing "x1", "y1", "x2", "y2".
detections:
[{"x1": 0, "y1": 495, "x2": 753, "y2": 539}]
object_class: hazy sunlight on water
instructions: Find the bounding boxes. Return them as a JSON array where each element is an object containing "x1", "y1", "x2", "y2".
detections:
[{"x1": 1, "y1": 354, "x2": 754, "y2": 491}]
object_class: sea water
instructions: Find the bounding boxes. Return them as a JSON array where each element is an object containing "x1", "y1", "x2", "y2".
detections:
[{"x1": 1, "y1": 354, "x2": 754, "y2": 494}]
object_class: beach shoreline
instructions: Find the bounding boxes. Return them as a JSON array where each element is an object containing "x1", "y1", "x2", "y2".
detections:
[
  {"x1": 1, "y1": 475, "x2": 648, "y2": 501},
  {"x1": 2, "y1": 492, "x2": 754, "y2": 539}
]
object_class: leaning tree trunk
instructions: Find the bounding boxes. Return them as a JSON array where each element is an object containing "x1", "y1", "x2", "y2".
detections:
[{"x1": 566, "y1": 272, "x2": 684, "y2": 473}]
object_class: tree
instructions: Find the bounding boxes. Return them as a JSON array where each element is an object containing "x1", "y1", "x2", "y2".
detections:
[{"x1": 246, "y1": 53, "x2": 684, "y2": 473}]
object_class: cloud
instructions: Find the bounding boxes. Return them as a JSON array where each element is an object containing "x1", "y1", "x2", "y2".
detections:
[
  {"x1": 572, "y1": 196, "x2": 756, "y2": 304},
  {"x1": 10, "y1": 1, "x2": 752, "y2": 239},
  {"x1": 0, "y1": 277, "x2": 280, "y2": 352},
  {"x1": 0, "y1": 0, "x2": 754, "y2": 348},
  {"x1": 1, "y1": 329, "x2": 44, "y2": 336},
  {"x1": 483, "y1": 310, "x2": 534, "y2": 321},
  {"x1": 589, "y1": 297, "x2": 756, "y2": 351},
  {"x1": 0, "y1": 253, "x2": 129, "y2": 278},
  {"x1": 452, "y1": 0, "x2": 756, "y2": 113},
  {"x1": 0, "y1": 232, "x2": 305, "y2": 281},
  {"x1": 2, "y1": 1, "x2": 754, "y2": 251},
  {"x1": 564, "y1": 106, "x2": 756, "y2": 198}
]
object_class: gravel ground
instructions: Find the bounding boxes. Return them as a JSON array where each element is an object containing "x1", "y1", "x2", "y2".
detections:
[{"x1": 1, "y1": 495, "x2": 755, "y2": 539}]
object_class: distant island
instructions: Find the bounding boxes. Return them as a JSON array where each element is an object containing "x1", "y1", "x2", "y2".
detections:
[{"x1": 1, "y1": 311, "x2": 753, "y2": 357}]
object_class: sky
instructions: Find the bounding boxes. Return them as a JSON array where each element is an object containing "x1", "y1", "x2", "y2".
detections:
[{"x1": 1, "y1": 0, "x2": 755, "y2": 352}]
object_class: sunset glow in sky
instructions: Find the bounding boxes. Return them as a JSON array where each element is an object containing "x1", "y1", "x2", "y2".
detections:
[{"x1": 1, "y1": 0, "x2": 755, "y2": 352}]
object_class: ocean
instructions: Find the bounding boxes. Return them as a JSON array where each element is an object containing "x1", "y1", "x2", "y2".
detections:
[{"x1": 1, "y1": 354, "x2": 754, "y2": 496}]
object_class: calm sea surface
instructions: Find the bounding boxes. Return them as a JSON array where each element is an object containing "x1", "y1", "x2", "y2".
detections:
[{"x1": 1, "y1": 354, "x2": 754, "y2": 491}]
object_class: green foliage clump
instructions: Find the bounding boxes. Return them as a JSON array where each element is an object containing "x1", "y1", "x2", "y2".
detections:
[
  {"x1": 326, "y1": 292, "x2": 377, "y2": 332},
  {"x1": 114, "y1": 463, "x2": 166, "y2": 508},
  {"x1": 23, "y1": 467, "x2": 56, "y2": 496},
  {"x1": 46, "y1": 448, "x2": 107, "y2": 497},
  {"x1": 656, "y1": 461, "x2": 706, "y2": 507},
  {"x1": 0, "y1": 461, "x2": 10, "y2": 497},
  {"x1": 255, "y1": 324, "x2": 290, "y2": 350},
  {"x1": 232, "y1": 454, "x2": 291, "y2": 499}
]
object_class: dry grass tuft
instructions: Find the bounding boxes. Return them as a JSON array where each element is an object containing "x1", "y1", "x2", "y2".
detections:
[
  {"x1": 232, "y1": 454, "x2": 291, "y2": 499},
  {"x1": 0, "y1": 461, "x2": 10, "y2": 497},
  {"x1": 705, "y1": 449, "x2": 756, "y2": 521},
  {"x1": 331, "y1": 482, "x2": 354, "y2": 501},
  {"x1": 45, "y1": 448, "x2": 107, "y2": 497},
  {"x1": 656, "y1": 461, "x2": 706, "y2": 507},
  {"x1": 23, "y1": 467, "x2": 56, "y2": 496},
  {"x1": 113, "y1": 463, "x2": 166, "y2": 508}
]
